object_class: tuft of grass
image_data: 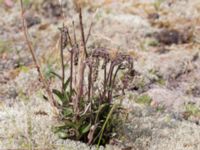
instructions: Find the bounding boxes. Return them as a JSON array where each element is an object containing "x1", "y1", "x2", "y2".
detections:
[
  {"x1": 148, "y1": 69, "x2": 165, "y2": 86},
  {"x1": 42, "y1": 64, "x2": 55, "y2": 80},
  {"x1": 136, "y1": 94, "x2": 152, "y2": 105},
  {"x1": 0, "y1": 40, "x2": 13, "y2": 54},
  {"x1": 157, "y1": 78, "x2": 166, "y2": 86},
  {"x1": 156, "y1": 105, "x2": 165, "y2": 112},
  {"x1": 19, "y1": 66, "x2": 30, "y2": 73},
  {"x1": 136, "y1": 78, "x2": 146, "y2": 89},
  {"x1": 185, "y1": 103, "x2": 200, "y2": 117},
  {"x1": 146, "y1": 38, "x2": 159, "y2": 47}
]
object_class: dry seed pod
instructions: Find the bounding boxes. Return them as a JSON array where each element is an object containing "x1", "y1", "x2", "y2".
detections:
[
  {"x1": 73, "y1": 45, "x2": 79, "y2": 65},
  {"x1": 85, "y1": 56, "x2": 94, "y2": 68},
  {"x1": 92, "y1": 48, "x2": 110, "y2": 70},
  {"x1": 117, "y1": 53, "x2": 133, "y2": 70},
  {"x1": 102, "y1": 59, "x2": 109, "y2": 69},
  {"x1": 92, "y1": 58, "x2": 100, "y2": 83},
  {"x1": 92, "y1": 48, "x2": 110, "y2": 61},
  {"x1": 59, "y1": 26, "x2": 68, "y2": 49}
]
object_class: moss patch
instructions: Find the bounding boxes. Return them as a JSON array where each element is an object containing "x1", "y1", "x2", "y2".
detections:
[
  {"x1": 136, "y1": 94, "x2": 152, "y2": 105},
  {"x1": 185, "y1": 103, "x2": 200, "y2": 117}
]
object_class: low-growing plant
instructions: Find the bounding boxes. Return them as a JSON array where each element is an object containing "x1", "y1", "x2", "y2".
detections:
[
  {"x1": 185, "y1": 103, "x2": 200, "y2": 117},
  {"x1": 20, "y1": 0, "x2": 134, "y2": 147},
  {"x1": 136, "y1": 94, "x2": 152, "y2": 105}
]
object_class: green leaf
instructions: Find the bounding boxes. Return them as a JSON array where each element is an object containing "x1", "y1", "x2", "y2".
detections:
[
  {"x1": 136, "y1": 94, "x2": 152, "y2": 105},
  {"x1": 95, "y1": 103, "x2": 110, "y2": 123},
  {"x1": 65, "y1": 121, "x2": 79, "y2": 130},
  {"x1": 52, "y1": 89, "x2": 63, "y2": 99},
  {"x1": 56, "y1": 98, "x2": 63, "y2": 106},
  {"x1": 53, "y1": 124, "x2": 66, "y2": 132},
  {"x1": 63, "y1": 108, "x2": 73, "y2": 117},
  {"x1": 53, "y1": 89, "x2": 72, "y2": 105},
  {"x1": 21, "y1": 0, "x2": 31, "y2": 6},
  {"x1": 20, "y1": 66, "x2": 30, "y2": 73},
  {"x1": 97, "y1": 103, "x2": 118, "y2": 148},
  {"x1": 43, "y1": 95, "x2": 48, "y2": 101},
  {"x1": 64, "y1": 77, "x2": 71, "y2": 90},
  {"x1": 71, "y1": 89, "x2": 77, "y2": 96},
  {"x1": 50, "y1": 71, "x2": 62, "y2": 80},
  {"x1": 80, "y1": 123, "x2": 91, "y2": 134},
  {"x1": 58, "y1": 131, "x2": 68, "y2": 139},
  {"x1": 52, "y1": 89, "x2": 65, "y2": 105}
]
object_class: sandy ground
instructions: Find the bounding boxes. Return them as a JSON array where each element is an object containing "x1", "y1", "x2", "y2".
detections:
[{"x1": 0, "y1": 0, "x2": 200, "y2": 149}]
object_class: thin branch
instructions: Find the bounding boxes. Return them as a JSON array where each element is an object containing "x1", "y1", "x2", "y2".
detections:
[
  {"x1": 112, "y1": 65, "x2": 121, "y2": 87},
  {"x1": 86, "y1": 9, "x2": 98, "y2": 44},
  {"x1": 107, "y1": 63, "x2": 115, "y2": 102},
  {"x1": 85, "y1": 21, "x2": 94, "y2": 44},
  {"x1": 72, "y1": 20, "x2": 77, "y2": 46},
  {"x1": 66, "y1": 28, "x2": 73, "y2": 47},
  {"x1": 60, "y1": 24, "x2": 65, "y2": 93},
  {"x1": 79, "y1": 8, "x2": 88, "y2": 57},
  {"x1": 74, "y1": 8, "x2": 88, "y2": 114},
  {"x1": 102, "y1": 62, "x2": 107, "y2": 102},
  {"x1": 110, "y1": 65, "x2": 121, "y2": 101},
  {"x1": 20, "y1": 0, "x2": 57, "y2": 108},
  {"x1": 70, "y1": 48, "x2": 74, "y2": 101},
  {"x1": 88, "y1": 66, "x2": 92, "y2": 106}
]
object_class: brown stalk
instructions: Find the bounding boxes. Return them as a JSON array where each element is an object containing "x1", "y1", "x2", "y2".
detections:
[
  {"x1": 72, "y1": 21, "x2": 77, "y2": 90},
  {"x1": 66, "y1": 28, "x2": 73, "y2": 47},
  {"x1": 86, "y1": 8, "x2": 98, "y2": 45},
  {"x1": 72, "y1": 21, "x2": 77, "y2": 45},
  {"x1": 79, "y1": 7, "x2": 88, "y2": 57},
  {"x1": 75, "y1": 43, "x2": 86, "y2": 113},
  {"x1": 112, "y1": 65, "x2": 121, "y2": 87},
  {"x1": 102, "y1": 62, "x2": 107, "y2": 102},
  {"x1": 88, "y1": 66, "x2": 92, "y2": 106},
  {"x1": 60, "y1": 24, "x2": 66, "y2": 93},
  {"x1": 20, "y1": 0, "x2": 57, "y2": 108},
  {"x1": 85, "y1": 21, "x2": 94, "y2": 44},
  {"x1": 107, "y1": 63, "x2": 115, "y2": 102},
  {"x1": 74, "y1": 8, "x2": 88, "y2": 114},
  {"x1": 70, "y1": 48, "x2": 74, "y2": 100},
  {"x1": 109, "y1": 65, "x2": 121, "y2": 101}
]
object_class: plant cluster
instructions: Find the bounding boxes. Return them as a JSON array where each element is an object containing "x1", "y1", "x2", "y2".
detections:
[{"x1": 20, "y1": 0, "x2": 134, "y2": 147}]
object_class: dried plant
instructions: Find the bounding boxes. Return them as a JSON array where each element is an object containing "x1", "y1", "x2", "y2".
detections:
[
  {"x1": 20, "y1": 0, "x2": 134, "y2": 147},
  {"x1": 20, "y1": 0, "x2": 58, "y2": 112}
]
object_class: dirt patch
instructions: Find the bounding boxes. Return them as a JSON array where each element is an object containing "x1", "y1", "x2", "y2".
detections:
[{"x1": 154, "y1": 29, "x2": 192, "y2": 45}]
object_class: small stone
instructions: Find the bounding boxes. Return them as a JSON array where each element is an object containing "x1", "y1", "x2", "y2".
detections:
[
  {"x1": 8, "y1": 87, "x2": 18, "y2": 99},
  {"x1": 148, "y1": 13, "x2": 160, "y2": 20},
  {"x1": 25, "y1": 15, "x2": 41, "y2": 28}
]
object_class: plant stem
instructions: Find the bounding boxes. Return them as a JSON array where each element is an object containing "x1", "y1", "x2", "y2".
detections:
[
  {"x1": 113, "y1": 65, "x2": 121, "y2": 85},
  {"x1": 110, "y1": 65, "x2": 121, "y2": 101},
  {"x1": 85, "y1": 21, "x2": 94, "y2": 44},
  {"x1": 75, "y1": 8, "x2": 88, "y2": 114},
  {"x1": 107, "y1": 63, "x2": 115, "y2": 102},
  {"x1": 66, "y1": 28, "x2": 73, "y2": 47},
  {"x1": 60, "y1": 24, "x2": 65, "y2": 93},
  {"x1": 20, "y1": 0, "x2": 57, "y2": 108},
  {"x1": 72, "y1": 21, "x2": 77, "y2": 45},
  {"x1": 70, "y1": 50, "x2": 73, "y2": 100},
  {"x1": 102, "y1": 62, "x2": 107, "y2": 102},
  {"x1": 79, "y1": 7, "x2": 88, "y2": 57},
  {"x1": 97, "y1": 103, "x2": 117, "y2": 149},
  {"x1": 86, "y1": 8, "x2": 98, "y2": 44},
  {"x1": 88, "y1": 66, "x2": 92, "y2": 107}
]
